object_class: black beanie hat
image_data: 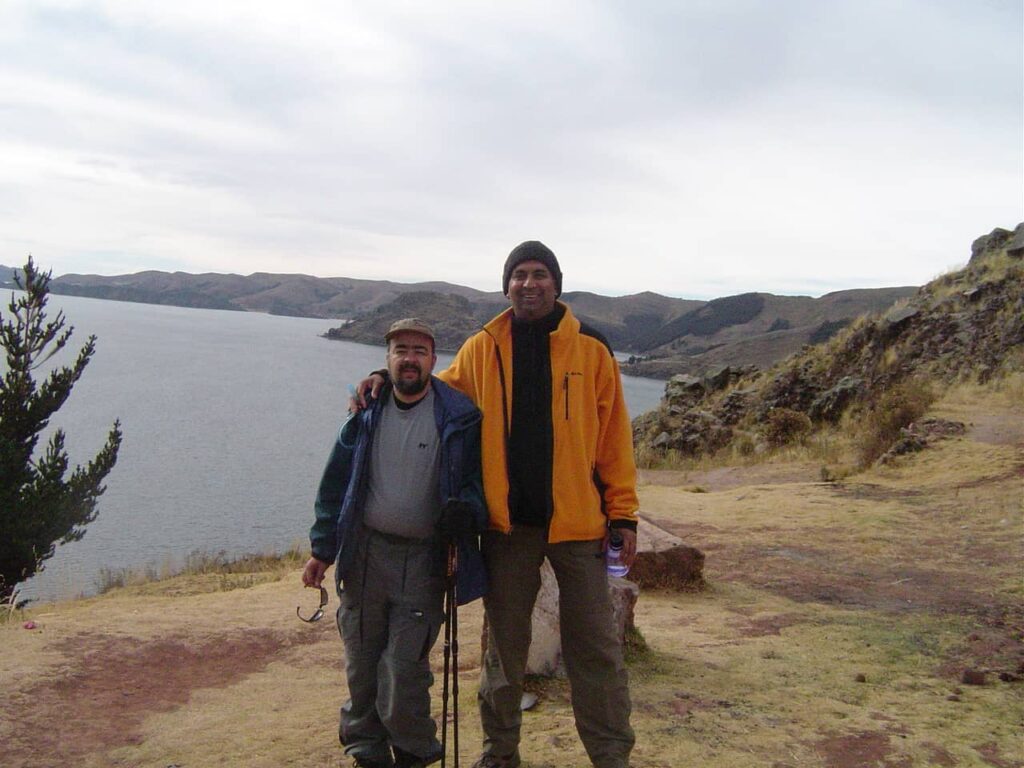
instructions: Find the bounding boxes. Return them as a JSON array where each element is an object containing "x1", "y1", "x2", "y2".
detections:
[{"x1": 502, "y1": 240, "x2": 563, "y2": 297}]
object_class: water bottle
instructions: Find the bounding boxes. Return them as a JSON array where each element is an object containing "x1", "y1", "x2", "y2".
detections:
[{"x1": 606, "y1": 531, "x2": 630, "y2": 578}]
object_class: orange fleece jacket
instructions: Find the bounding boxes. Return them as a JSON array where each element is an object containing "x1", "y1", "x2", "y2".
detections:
[{"x1": 439, "y1": 303, "x2": 640, "y2": 542}]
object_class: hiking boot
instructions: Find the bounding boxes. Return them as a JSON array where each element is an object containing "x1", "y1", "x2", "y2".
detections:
[
  {"x1": 470, "y1": 752, "x2": 521, "y2": 768},
  {"x1": 393, "y1": 744, "x2": 442, "y2": 768},
  {"x1": 351, "y1": 752, "x2": 395, "y2": 768}
]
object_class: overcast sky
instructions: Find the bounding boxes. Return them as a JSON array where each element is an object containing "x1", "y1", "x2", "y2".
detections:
[{"x1": 1, "y1": 1, "x2": 1020, "y2": 299}]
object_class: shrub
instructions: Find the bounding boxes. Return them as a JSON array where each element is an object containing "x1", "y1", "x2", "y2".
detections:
[
  {"x1": 734, "y1": 434, "x2": 757, "y2": 457},
  {"x1": 763, "y1": 408, "x2": 812, "y2": 447},
  {"x1": 856, "y1": 379, "x2": 935, "y2": 467}
]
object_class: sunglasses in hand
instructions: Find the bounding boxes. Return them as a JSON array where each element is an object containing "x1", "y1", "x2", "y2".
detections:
[{"x1": 297, "y1": 585, "x2": 329, "y2": 623}]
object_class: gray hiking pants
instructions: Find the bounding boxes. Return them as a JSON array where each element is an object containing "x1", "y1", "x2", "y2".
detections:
[
  {"x1": 477, "y1": 527, "x2": 635, "y2": 768},
  {"x1": 337, "y1": 527, "x2": 446, "y2": 762}
]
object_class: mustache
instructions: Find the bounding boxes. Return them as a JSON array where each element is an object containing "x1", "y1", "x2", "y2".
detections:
[{"x1": 398, "y1": 363, "x2": 422, "y2": 373}]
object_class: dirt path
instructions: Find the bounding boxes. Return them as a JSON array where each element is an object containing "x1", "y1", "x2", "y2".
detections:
[
  {"x1": 639, "y1": 460, "x2": 823, "y2": 491},
  {"x1": 2, "y1": 628, "x2": 320, "y2": 766}
]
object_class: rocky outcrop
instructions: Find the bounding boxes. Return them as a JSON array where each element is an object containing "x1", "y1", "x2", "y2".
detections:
[
  {"x1": 970, "y1": 224, "x2": 1023, "y2": 264},
  {"x1": 809, "y1": 376, "x2": 865, "y2": 423},
  {"x1": 634, "y1": 365, "x2": 759, "y2": 457},
  {"x1": 879, "y1": 418, "x2": 967, "y2": 464},
  {"x1": 634, "y1": 223, "x2": 1024, "y2": 460}
]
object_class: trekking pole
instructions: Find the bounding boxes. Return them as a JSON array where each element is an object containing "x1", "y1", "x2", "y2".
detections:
[
  {"x1": 450, "y1": 542, "x2": 460, "y2": 768},
  {"x1": 441, "y1": 555, "x2": 453, "y2": 768}
]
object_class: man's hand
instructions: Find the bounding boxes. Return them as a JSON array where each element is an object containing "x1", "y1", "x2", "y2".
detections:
[
  {"x1": 302, "y1": 557, "x2": 330, "y2": 588},
  {"x1": 437, "y1": 498, "x2": 476, "y2": 540},
  {"x1": 348, "y1": 373, "x2": 387, "y2": 412},
  {"x1": 606, "y1": 528, "x2": 638, "y2": 568}
]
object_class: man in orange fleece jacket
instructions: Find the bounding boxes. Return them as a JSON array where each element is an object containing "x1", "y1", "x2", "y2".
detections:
[{"x1": 361, "y1": 241, "x2": 639, "y2": 768}]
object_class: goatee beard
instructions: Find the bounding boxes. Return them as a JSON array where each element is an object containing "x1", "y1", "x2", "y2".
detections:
[{"x1": 395, "y1": 376, "x2": 427, "y2": 396}]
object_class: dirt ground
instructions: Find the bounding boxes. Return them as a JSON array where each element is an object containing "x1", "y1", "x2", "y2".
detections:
[{"x1": 2, "y1": 398, "x2": 1021, "y2": 767}]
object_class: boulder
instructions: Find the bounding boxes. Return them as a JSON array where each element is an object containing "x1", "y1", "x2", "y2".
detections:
[
  {"x1": 630, "y1": 518, "x2": 705, "y2": 590},
  {"x1": 809, "y1": 376, "x2": 865, "y2": 423},
  {"x1": 664, "y1": 374, "x2": 705, "y2": 405},
  {"x1": 883, "y1": 304, "x2": 921, "y2": 328},
  {"x1": 1007, "y1": 222, "x2": 1024, "y2": 258},
  {"x1": 520, "y1": 562, "x2": 641, "y2": 678},
  {"x1": 525, "y1": 561, "x2": 565, "y2": 676},
  {"x1": 608, "y1": 578, "x2": 642, "y2": 647},
  {"x1": 758, "y1": 364, "x2": 822, "y2": 415},
  {"x1": 879, "y1": 418, "x2": 966, "y2": 464},
  {"x1": 485, "y1": 518, "x2": 704, "y2": 678},
  {"x1": 970, "y1": 226, "x2": 1015, "y2": 264},
  {"x1": 716, "y1": 388, "x2": 754, "y2": 425},
  {"x1": 651, "y1": 431, "x2": 673, "y2": 448}
]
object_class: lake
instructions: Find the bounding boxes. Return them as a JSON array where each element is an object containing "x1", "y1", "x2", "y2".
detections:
[{"x1": 12, "y1": 294, "x2": 667, "y2": 603}]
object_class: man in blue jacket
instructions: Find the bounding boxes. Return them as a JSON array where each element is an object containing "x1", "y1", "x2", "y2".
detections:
[{"x1": 303, "y1": 318, "x2": 486, "y2": 768}]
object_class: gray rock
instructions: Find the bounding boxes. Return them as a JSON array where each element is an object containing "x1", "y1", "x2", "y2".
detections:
[
  {"x1": 970, "y1": 226, "x2": 1014, "y2": 264},
  {"x1": 664, "y1": 374, "x2": 705, "y2": 404},
  {"x1": 884, "y1": 305, "x2": 921, "y2": 327},
  {"x1": 717, "y1": 388, "x2": 754, "y2": 425},
  {"x1": 1008, "y1": 222, "x2": 1024, "y2": 258},
  {"x1": 525, "y1": 561, "x2": 565, "y2": 677},
  {"x1": 652, "y1": 431, "x2": 673, "y2": 448},
  {"x1": 809, "y1": 376, "x2": 865, "y2": 423},
  {"x1": 521, "y1": 561, "x2": 641, "y2": 678},
  {"x1": 512, "y1": 518, "x2": 702, "y2": 679}
]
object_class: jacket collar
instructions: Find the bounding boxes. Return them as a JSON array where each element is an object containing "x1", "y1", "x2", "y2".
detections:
[
  {"x1": 484, "y1": 300, "x2": 578, "y2": 338},
  {"x1": 367, "y1": 378, "x2": 479, "y2": 435}
]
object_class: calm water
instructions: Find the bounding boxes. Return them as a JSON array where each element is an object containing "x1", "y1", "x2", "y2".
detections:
[{"x1": 14, "y1": 294, "x2": 666, "y2": 603}]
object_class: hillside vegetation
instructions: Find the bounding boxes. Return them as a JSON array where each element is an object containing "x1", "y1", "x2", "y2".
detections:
[{"x1": 633, "y1": 223, "x2": 1024, "y2": 468}]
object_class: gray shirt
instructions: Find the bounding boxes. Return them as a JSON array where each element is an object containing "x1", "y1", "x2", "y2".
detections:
[{"x1": 362, "y1": 388, "x2": 442, "y2": 539}]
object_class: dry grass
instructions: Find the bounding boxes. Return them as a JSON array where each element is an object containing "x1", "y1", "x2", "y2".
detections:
[
  {"x1": 854, "y1": 378, "x2": 935, "y2": 467},
  {"x1": 95, "y1": 543, "x2": 307, "y2": 594},
  {"x1": 2, "y1": 383, "x2": 1021, "y2": 768}
]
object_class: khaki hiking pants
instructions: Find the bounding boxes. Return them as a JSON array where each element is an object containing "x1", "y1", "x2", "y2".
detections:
[
  {"x1": 337, "y1": 528, "x2": 446, "y2": 763},
  {"x1": 478, "y1": 527, "x2": 635, "y2": 768}
]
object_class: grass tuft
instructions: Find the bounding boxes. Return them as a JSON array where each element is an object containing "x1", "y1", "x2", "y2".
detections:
[
  {"x1": 855, "y1": 379, "x2": 935, "y2": 467},
  {"x1": 95, "y1": 543, "x2": 308, "y2": 595}
]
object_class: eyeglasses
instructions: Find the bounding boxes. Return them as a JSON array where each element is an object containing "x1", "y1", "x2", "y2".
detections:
[{"x1": 297, "y1": 585, "x2": 328, "y2": 623}]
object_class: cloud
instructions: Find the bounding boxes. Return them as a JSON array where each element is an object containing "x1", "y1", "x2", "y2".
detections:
[{"x1": 0, "y1": 0, "x2": 1020, "y2": 298}]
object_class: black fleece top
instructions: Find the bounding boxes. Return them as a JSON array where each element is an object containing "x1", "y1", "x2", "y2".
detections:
[{"x1": 508, "y1": 304, "x2": 565, "y2": 528}]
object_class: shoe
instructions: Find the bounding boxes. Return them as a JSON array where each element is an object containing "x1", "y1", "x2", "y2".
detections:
[
  {"x1": 352, "y1": 753, "x2": 395, "y2": 768},
  {"x1": 393, "y1": 745, "x2": 442, "y2": 768},
  {"x1": 470, "y1": 752, "x2": 521, "y2": 768}
]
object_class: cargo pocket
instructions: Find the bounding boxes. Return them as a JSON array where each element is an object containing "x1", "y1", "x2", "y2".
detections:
[{"x1": 393, "y1": 604, "x2": 443, "y2": 663}]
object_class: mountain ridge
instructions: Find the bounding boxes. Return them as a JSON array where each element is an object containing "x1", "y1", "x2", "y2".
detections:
[
  {"x1": 0, "y1": 263, "x2": 921, "y2": 375},
  {"x1": 632, "y1": 222, "x2": 1024, "y2": 460}
]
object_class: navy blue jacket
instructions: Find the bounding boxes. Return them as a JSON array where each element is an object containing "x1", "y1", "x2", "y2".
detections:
[{"x1": 310, "y1": 376, "x2": 487, "y2": 605}]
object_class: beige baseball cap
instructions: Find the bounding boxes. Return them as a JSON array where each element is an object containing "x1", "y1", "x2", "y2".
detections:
[{"x1": 384, "y1": 317, "x2": 436, "y2": 345}]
